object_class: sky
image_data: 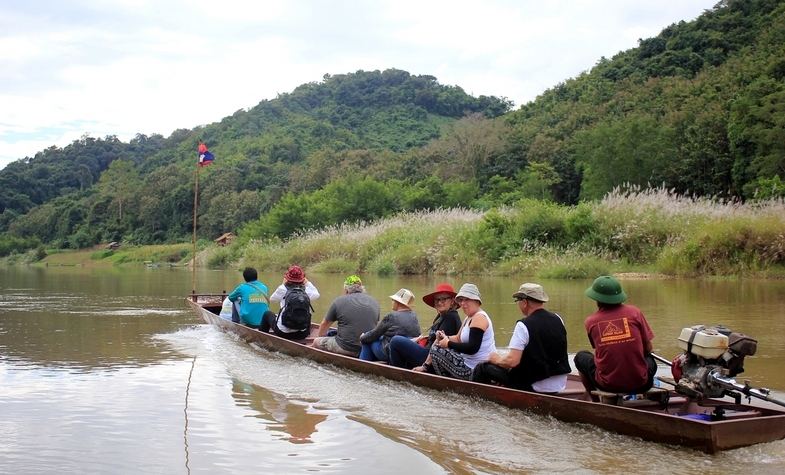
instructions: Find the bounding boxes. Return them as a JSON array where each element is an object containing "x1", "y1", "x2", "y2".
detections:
[{"x1": 0, "y1": 0, "x2": 718, "y2": 170}]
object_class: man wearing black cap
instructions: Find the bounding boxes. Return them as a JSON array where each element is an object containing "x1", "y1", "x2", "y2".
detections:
[{"x1": 473, "y1": 283, "x2": 571, "y2": 393}]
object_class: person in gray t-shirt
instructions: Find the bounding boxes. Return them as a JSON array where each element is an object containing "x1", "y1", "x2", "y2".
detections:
[{"x1": 312, "y1": 275, "x2": 380, "y2": 357}]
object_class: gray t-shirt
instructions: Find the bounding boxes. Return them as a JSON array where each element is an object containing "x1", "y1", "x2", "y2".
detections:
[{"x1": 325, "y1": 292, "x2": 380, "y2": 353}]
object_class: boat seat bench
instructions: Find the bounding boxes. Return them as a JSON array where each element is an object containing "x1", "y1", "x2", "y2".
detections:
[{"x1": 591, "y1": 388, "x2": 670, "y2": 407}]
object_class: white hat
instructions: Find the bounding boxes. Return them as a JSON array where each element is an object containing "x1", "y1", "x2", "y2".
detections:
[
  {"x1": 513, "y1": 283, "x2": 549, "y2": 302},
  {"x1": 390, "y1": 288, "x2": 415, "y2": 307},
  {"x1": 455, "y1": 283, "x2": 482, "y2": 304}
]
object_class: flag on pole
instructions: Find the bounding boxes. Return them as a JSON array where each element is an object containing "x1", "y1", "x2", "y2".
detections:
[{"x1": 198, "y1": 142, "x2": 214, "y2": 167}]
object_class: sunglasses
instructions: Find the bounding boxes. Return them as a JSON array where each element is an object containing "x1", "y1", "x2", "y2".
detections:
[
  {"x1": 514, "y1": 296, "x2": 527, "y2": 302},
  {"x1": 434, "y1": 296, "x2": 452, "y2": 303}
]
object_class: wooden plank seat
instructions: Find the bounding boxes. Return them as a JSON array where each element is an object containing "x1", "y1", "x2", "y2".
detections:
[{"x1": 591, "y1": 387, "x2": 670, "y2": 406}]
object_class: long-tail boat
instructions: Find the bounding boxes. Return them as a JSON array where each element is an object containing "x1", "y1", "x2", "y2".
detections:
[{"x1": 187, "y1": 294, "x2": 785, "y2": 454}]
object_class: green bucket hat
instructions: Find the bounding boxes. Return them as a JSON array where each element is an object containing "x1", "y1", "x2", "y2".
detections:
[{"x1": 585, "y1": 275, "x2": 627, "y2": 304}]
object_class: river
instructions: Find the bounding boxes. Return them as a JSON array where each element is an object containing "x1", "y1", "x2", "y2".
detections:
[{"x1": 1, "y1": 265, "x2": 784, "y2": 474}]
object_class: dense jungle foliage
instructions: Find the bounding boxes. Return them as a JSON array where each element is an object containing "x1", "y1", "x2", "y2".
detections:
[{"x1": 1, "y1": 0, "x2": 784, "y2": 259}]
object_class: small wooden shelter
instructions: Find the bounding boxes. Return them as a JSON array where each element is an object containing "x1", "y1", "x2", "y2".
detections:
[{"x1": 214, "y1": 232, "x2": 236, "y2": 247}]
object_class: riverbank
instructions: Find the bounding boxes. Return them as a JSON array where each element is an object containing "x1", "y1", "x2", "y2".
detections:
[
  {"x1": 5, "y1": 189, "x2": 785, "y2": 279},
  {"x1": 2, "y1": 243, "x2": 193, "y2": 268},
  {"x1": 229, "y1": 188, "x2": 785, "y2": 279}
]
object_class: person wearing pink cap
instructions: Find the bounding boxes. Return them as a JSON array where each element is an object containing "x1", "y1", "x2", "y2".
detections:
[
  {"x1": 388, "y1": 283, "x2": 462, "y2": 369},
  {"x1": 260, "y1": 265, "x2": 320, "y2": 340}
]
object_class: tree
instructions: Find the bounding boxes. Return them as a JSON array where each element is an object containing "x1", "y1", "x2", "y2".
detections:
[{"x1": 97, "y1": 159, "x2": 141, "y2": 222}]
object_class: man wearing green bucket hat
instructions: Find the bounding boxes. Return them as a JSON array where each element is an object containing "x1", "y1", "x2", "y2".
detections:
[{"x1": 573, "y1": 276, "x2": 657, "y2": 394}]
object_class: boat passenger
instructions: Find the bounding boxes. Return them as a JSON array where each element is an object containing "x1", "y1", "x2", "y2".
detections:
[
  {"x1": 574, "y1": 275, "x2": 657, "y2": 394},
  {"x1": 414, "y1": 283, "x2": 496, "y2": 380},
  {"x1": 472, "y1": 283, "x2": 571, "y2": 393},
  {"x1": 358, "y1": 288, "x2": 420, "y2": 362},
  {"x1": 388, "y1": 283, "x2": 462, "y2": 369},
  {"x1": 260, "y1": 265, "x2": 320, "y2": 340},
  {"x1": 218, "y1": 296, "x2": 236, "y2": 321},
  {"x1": 312, "y1": 275, "x2": 380, "y2": 357},
  {"x1": 227, "y1": 267, "x2": 274, "y2": 329}
]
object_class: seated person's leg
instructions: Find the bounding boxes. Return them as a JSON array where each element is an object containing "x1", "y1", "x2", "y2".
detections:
[
  {"x1": 271, "y1": 323, "x2": 310, "y2": 340},
  {"x1": 370, "y1": 339, "x2": 386, "y2": 362},
  {"x1": 472, "y1": 362, "x2": 511, "y2": 386},
  {"x1": 259, "y1": 310, "x2": 277, "y2": 332},
  {"x1": 313, "y1": 336, "x2": 357, "y2": 357},
  {"x1": 388, "y1": 335, "x2": 428, "y2": 369},
  {"x1": 359, "y1": 341, "x2": 377, "y2": 361},
  {"x1": 429, "y1": 346, "x2": 473, "y2": 380},
  {"x1": 573, "y1": 350, "x2": 599, "y2": 391}
]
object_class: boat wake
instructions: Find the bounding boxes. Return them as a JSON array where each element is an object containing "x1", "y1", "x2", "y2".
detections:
[{"x1": 159, "y1": 325, "x2": 785, "y2": 473}]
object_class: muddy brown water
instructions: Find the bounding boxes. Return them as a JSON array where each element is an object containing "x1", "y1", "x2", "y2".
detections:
[{"x1": 2, "y1": 266, "x2": 784, "y2": 473}]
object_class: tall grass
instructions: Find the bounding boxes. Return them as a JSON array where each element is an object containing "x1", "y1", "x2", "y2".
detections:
[
  {"x1": 241, "y1": 209, "x2": 484, "y2": 274},
  {"x1": 238, "y1": 187, "x2": 785, "y2": 278}
]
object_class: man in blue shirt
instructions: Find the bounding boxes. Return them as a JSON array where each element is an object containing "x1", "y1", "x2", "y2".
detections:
[{"x1": 228, "y1": 267, "x2": 271, "y2": 328}]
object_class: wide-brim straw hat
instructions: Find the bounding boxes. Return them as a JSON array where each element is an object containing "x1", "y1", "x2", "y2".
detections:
[
  {"x1": 512, "y1": 283, "x2": 549, "y2": 302},
  {"x1": 455, "y1": 283, "x2": 482, "y2": 304},
  {"x1": 390, "y1": 288, "x2": 415, "y2": 307},
  {"x1": 422, "y1": 283, "x2": 457, "y2": 308}
]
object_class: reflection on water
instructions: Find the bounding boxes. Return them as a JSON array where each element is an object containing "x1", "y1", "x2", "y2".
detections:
[
  {"x1": 231, "y1": 378, "x2": 328, "y2": 444},
  {"x1": 2, "y1": 265, "x2": 785, "y2": 473}
]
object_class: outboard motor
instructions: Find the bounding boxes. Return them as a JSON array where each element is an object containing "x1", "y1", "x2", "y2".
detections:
[{"x1": 671, "y1": 325, "x2": 757, "y2": 399}]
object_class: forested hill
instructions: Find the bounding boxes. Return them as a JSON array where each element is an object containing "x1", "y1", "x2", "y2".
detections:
[
  {"x1": 0, "y1": 69, "x2": 510, "y2": 249},
  {"x1": 2, "y1": 0, "x2": 785, "y2": 255},
  {"x1": 506, "y1": 0, "x2": 785, "y2": 203}
]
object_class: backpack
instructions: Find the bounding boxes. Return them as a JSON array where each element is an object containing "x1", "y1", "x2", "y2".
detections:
[{"x1": 279, "y1": 287, "x2": 313, "y2": 330}]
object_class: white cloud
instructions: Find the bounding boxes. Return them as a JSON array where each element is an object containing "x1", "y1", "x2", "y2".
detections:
[{"x1": 0, "y1": 0, "x2": 715, "y2": 170}]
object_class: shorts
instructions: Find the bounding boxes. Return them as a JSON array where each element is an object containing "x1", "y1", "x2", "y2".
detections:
[{"x1": 312, "y1": 336, "x2": 358, "y2": 357}]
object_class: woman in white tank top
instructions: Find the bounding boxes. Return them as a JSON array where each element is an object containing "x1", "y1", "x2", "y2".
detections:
[{"x1": 414, "y1": 283, "x2": 496, "y2": 380}]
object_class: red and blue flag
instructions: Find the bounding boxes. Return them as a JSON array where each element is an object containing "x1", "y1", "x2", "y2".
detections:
[{"x1": 198, "y1": 142, "x2": 214, "y2": 167}]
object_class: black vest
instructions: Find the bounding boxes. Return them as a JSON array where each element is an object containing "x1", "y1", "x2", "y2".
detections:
[{"x1": 509, "y1": 308, "x2": 571, "y2": 388}]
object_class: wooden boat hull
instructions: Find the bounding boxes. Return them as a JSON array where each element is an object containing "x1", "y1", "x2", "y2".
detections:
[{"x1": 187, "y1": 296, "x2": 785, "y2": 453}]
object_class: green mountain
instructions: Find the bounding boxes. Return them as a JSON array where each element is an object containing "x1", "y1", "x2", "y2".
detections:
[
  {"x1": 0, "y1": 69, "x2": 510, "y2": 249},
  {"x1": 2, "y1": 0, "x2": 785, "y2": 254},
  {"x1": 506, "y1": 0, "x2": 785, "y2": 202}
]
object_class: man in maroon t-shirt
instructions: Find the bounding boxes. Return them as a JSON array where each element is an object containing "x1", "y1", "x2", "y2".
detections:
[{"x1": 574, "y1": 276, "x2": 657, "y2": 394}]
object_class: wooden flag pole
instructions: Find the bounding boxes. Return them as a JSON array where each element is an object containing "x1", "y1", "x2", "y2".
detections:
[{"x1": 191, "y1": 162, "x2": 200, "y2": 294}]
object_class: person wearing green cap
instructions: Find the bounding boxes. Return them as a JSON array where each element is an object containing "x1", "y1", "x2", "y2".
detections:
[
  {"x1": 312, "y1": 275, "x2": 380, "y2": 357},
  {"x1": 574, "y1": 275, "x2": 657, "y2": 395}
]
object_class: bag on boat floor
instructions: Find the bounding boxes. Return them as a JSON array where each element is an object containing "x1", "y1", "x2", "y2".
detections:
[{"x1": 279, "y1": 287, "x2": 313, "y2": 330}]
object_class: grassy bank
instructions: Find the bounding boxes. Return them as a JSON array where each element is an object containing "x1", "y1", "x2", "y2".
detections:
[
  {"x1": 7, "y1": 189, "x2": 784, "y2": 279},
  {"x1": 2, "y1": 243, "x2": 195, "y2": 267},
  {"x1": 231, "y1": 188, "x2": 785, "y2": 279}
]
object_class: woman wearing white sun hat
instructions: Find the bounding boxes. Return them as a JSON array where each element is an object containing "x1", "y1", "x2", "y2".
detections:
[
  {"x1": 414, "y1": 283, "x2": 496, "y2": 380},
  {"x1": 359, "y1": 288, "x2": 420, "y2": 362}
]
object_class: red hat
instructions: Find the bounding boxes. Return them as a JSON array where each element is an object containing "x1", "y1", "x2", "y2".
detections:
[
  {"x1": 284, "y1": 265, "x2": 305, "y2": 283},
  {"x1": 422, "y1": 283, "x2": 457, "y2": 308}
]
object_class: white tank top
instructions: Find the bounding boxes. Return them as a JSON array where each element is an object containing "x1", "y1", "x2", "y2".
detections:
[{"x1": 459, "y1": 310, "x2": 496, "y2": 369}]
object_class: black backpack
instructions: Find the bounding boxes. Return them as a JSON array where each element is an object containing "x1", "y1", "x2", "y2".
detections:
[{"x1": 279, "y1": 287, "x2": 313, "y2": 330}]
